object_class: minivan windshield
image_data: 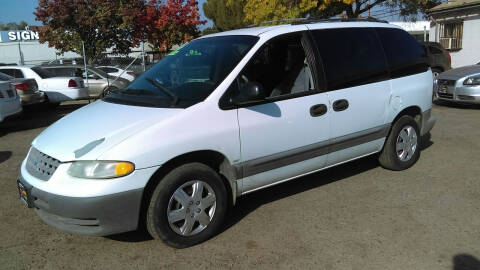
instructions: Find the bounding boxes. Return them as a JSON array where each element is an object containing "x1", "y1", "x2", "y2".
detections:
[{"x1": 104, "y1": 35, "x2": 259, "y2": 108}]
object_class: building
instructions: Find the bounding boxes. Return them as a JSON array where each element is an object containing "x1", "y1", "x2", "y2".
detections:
[
  {"x1": 390, "y1": 21, "x2": 430, "y2": 41},
  {"x1": 0, "y1": 30, "x2": 80, "y2": 65},
  {"x1": 428, "y1": 0, "x2": 480, "y2": 67}
]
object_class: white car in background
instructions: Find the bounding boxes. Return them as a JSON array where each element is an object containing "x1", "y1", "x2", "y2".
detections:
[
  {"x1": 0, "y1": 81, "x2": 22, "y2": 122},
  {"x1": 0, "y1": 66, "x2": 89, "y2": 106},
  {"x1": 97, "y1": 66, "x2": 136, "y2": 82}
]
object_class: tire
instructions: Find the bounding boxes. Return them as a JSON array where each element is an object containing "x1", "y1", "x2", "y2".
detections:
[
  {"x1": 146, "y1": 163, "x2": 227, "y2": 248},
  {"x1": 42, "y1": 95, "x2": 60, "y2": 109},
  {"x1": 379, "y1": 115, "x2": 421, "y2": 171}
]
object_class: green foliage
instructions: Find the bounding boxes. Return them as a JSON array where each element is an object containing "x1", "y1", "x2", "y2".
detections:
[
  {"x1": 243, "y1": 0, "x2": 441, "y2": 24},
  {"x1": 203, "y1": 0, "x2": 247, "y2": 31},
  {"x1": 0, "y1": 21, "x2": 29, "y2": 31}
]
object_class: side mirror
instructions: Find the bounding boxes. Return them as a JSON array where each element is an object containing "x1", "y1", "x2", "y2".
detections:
[{"x1": 231, "y1": 81, "x2": 266, "y2": 105}]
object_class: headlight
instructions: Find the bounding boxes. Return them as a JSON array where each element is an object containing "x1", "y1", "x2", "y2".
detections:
[
  {"x1": 67, "y1": 161, "x2": 135, "y2": 179},
  {"x1": 463, "y1": 75, "x2": 480, "y2": 86}
]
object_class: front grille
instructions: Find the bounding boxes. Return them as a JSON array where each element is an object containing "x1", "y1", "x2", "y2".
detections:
[
  {"x1": 437, "y1": 79, "x2": 456, "y2": 86},
  {"x1": 457, "y1": 95, "x2": 475, "y2": 101},
  {"x1": 438, "y1": 93, "x2": 454, "y2": 99},
  {"x1": 26, "y1": 147, "x2": 61, "y2": 181}
]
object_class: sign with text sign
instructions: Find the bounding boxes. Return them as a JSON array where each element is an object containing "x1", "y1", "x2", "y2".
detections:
[{"x1": 0, "y1": 31, "x2": 40, "y2": 43}]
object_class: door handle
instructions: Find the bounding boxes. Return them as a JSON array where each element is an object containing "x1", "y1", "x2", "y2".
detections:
[
  {"x1": 332, "y1": 99, "x2": 349, "y2": 112},
  {"x1": 310, "y1": 104, "x2": 328, "y2": 117}
]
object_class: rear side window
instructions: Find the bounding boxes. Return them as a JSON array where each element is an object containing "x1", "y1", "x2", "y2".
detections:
[
  {"x1": 0, "y1": 69, "x2": 24, "y2": 78},
  {"x1": 0, "y1": 72, "x2": 14, "y2": 81},
  {"x1": 429, "y1": 46, "x2": 443, "y2": 55},
  {"x1": 100, "y1": 67, "x2": 118, "y2": 73},
  {"x1": 312, "y1": 28, "x2": 388, "y2": 91},
  {"x1": 31, "y1": 67, "x2": 54, "y2": 79},
  {"x1": 375, "y1": 28, "x2": 428, "y2": 78}
]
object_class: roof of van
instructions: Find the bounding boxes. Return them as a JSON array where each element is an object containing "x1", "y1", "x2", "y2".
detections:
[{"x1": 201, "y1": 21, "x2": 401, "y2": 39}]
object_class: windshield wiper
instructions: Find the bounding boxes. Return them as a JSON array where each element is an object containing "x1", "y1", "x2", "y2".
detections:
[
  {"x1": 145, "y1": 77, "x2": 179, "y2": 105},
  {"x1": 121, "y1": 88, "x2": 155, "y2": 96}
]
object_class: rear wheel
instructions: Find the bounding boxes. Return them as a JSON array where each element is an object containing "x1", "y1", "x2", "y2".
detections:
[
  {"x1": 146, "y1": 163, "x2": 227, "y2": 248},
  {"x1": 379, "y1": 115, "x2": 420, "y2": 171}
]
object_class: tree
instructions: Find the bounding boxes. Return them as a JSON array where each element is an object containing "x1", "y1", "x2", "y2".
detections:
[
  {"x1": 128, "y1": 0, "x2": 206, "y2": 52},
  {"x1": 203, "y1": 0, "x2": 247, "y2": 31},
  {"x1": 34, "y1": 0, "x2": 204, "y2": 63},
  {"x1": 0, "y1": 21, "x2": 29, "y2": 30},
  {"x1": 34, "y1": 0, "x2": 141, "y2": 64},
  {"x1": 243, "y1": 0, "x2": 441, "y2": 25}
]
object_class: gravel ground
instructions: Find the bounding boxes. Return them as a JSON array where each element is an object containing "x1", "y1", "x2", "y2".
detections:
[{"x1": 0, "y1": 101, "x2": 479, "y2": 270}]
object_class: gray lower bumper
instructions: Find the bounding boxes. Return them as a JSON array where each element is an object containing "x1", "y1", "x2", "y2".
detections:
[
  {"x1": 421, "y1": 109, "x2": 436, "y2": 136},
  {"x1": 19, "y1": 178, "x2": 144, "y2": 236}
]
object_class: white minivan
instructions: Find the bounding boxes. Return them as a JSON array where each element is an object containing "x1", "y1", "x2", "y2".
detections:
[{"x1": 18, "y1": 20, "x2": 435, "y2": 248}]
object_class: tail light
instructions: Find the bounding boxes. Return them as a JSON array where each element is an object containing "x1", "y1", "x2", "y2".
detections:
[
  {"x1": 14, "y1": 83, "x2": 30, "y2": 91},
  {"x1": 0, "y1": 91, "x2": 3, "y2": 98},
  {"x1": 127, "y1": 72, "x2": 134, "y2": 76},
  {"x1": 68, "y1": 79, "x2": 78, "y2": 88}
]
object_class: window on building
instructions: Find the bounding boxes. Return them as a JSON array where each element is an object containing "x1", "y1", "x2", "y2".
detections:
[{"x1": 439, "y1": 22, "x2": 463, "y2": 50}]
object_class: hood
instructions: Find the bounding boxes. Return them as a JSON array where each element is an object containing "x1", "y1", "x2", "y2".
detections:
[
  {"x1": 438, "y1": 65, "x2": 480, "y2": 80},
  {"x1": 32, "y1": 100, "x2": 181, "y2": 161}
]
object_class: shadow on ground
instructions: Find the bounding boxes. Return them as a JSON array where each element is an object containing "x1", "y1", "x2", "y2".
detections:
[
  {"x1": 0, "y1": 151, "x2": 12, "y2": 164},
  {"x1": 0, "y1": 103, "x2": 86, "y2": 137},
  {"x1": 453, "y1": 254, "x2": 480, "y2": 270}
]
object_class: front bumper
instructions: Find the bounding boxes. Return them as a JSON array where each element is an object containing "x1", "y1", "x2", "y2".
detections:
[
  {"x1": 436, "y1": 82, "x2": 480, "y2": 104},
  {"x1": 420, "y1": 109, "x2": 436, "y2": 136},
  {"x1": 18, "y1": 176, "x2": 143, "y2": 236}
]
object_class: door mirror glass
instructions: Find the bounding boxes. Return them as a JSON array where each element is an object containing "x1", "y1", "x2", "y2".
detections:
[{"x1": 231, "y1": 81, "x2": 266, "y2": 105}]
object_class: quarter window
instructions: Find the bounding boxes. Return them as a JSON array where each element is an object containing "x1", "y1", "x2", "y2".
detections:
[
  {"x1": 312, "y1": 28, "x2": 388, "y2": 91},
  {"x1": 375, "y1": 28, "x2": 428, "y2": 78}
]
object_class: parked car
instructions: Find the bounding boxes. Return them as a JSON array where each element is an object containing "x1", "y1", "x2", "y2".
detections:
[
  {"x1": 420, "y1": 41, "x2": 451, "y2": 77},
  {"x1": 41, "y1": 58, "x2": 85, "y2": 66},
  {"x1": 0, "y1": 66, "x2": 88, "y2": 106},
  {"x1": 0, "y1": 72, "x2": 45, "y2": 106},
  {"x1": 96, "y1": 56, "x2": 144, "y2": 75},
  {"x1": 435, "y1": 62, "x2": 480, "y2": 104},
  {"x1": 0, "y1": 81, "x2": 22, "y2": 122},
  {"x1": 17, "y1": 20, "x2": 435, "y2": 248},
  {"x1": 42, "y1": 66, "x2": 130, "y2": 98},
  {"x1": 97, "y1": 66, "x2": 136, "y2": 82}
]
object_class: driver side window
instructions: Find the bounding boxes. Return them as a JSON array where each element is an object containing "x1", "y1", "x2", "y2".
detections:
[{"x1": 236, "y1": 33, "x2": 315, "y2": 99}]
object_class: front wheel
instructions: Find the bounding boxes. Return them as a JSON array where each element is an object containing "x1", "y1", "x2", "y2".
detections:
[
  {"x1": 146, "y1": 163, "x2": 227, "y2": 248},
  {"x1": 379, "y1": 115, "x2": 420, "y2": 171}
]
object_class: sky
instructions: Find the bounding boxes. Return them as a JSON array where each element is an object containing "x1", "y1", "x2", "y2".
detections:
[{"x1": 0, "y1": 0, "x2": 413, "y2": 28}]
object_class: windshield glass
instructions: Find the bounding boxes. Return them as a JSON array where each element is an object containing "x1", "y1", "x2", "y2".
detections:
[
  {"x1": 103, "y1": 35, "x2": 259, "y2": 108},
  {"x1": 0, "y1": 72, "x2": 13, "y2": 81},
  {"x1": 32, "y1": 67, "x2": 54, "y2": 79}
]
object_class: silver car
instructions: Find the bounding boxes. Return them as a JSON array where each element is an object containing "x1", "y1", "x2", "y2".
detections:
[
  {"x1": 42, "y1": 66, "x2": 130, "y2": 98},
  {"x1": 435, "y1": 63, "x2": 480, "y2": 104}
]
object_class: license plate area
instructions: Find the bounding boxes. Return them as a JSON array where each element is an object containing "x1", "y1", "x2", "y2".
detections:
[
  {"x1": 438, "y1": 85, "x2": 448, "y2": 93},
  {"x1": 7, "y1": 90, "x2": 14, "y2": 98},
  {"x1": 17, "y1": 180, "x2": 34, "y2": 208}
]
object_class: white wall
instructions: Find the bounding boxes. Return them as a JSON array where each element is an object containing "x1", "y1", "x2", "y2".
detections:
[
  {"x1": 0, "y1": 41, "x2": 80, "y2": 65},
  {"x1": 430, "y1": 13, "x2": 480, "y2": 68}
]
